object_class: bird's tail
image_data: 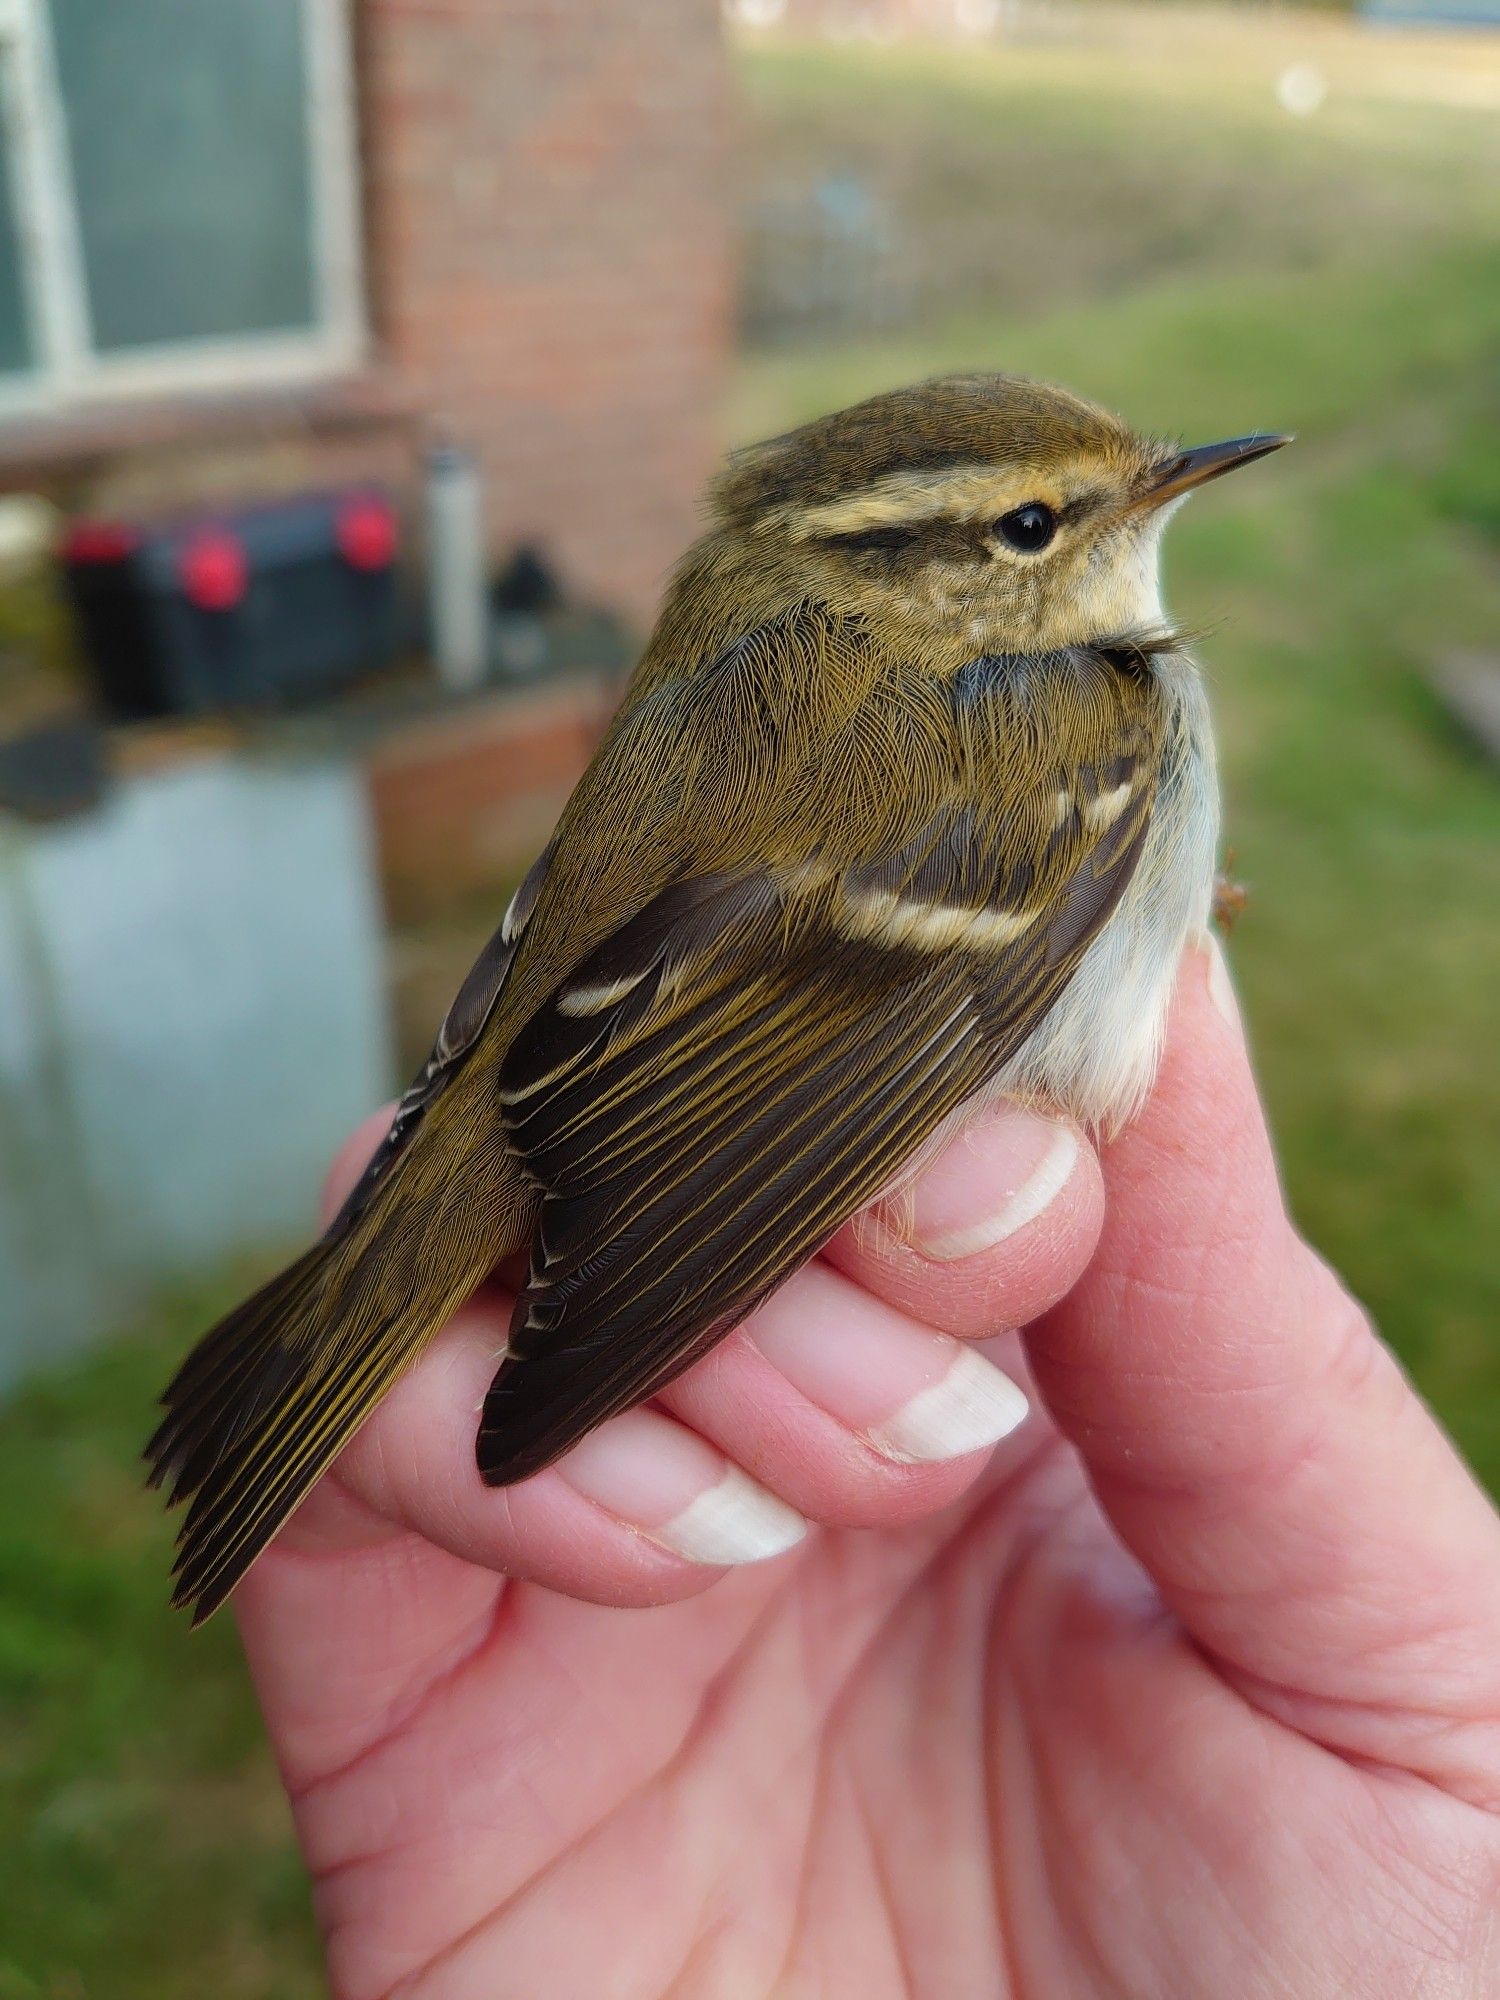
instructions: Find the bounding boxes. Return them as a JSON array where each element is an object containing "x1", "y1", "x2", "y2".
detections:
[{"x1": 146, "y1": 1188, "x2": 508, "y2": 1625}]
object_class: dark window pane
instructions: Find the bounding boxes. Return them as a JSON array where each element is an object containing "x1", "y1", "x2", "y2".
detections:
[
  {"x1": 0, "y1": 69, "x2": 35, "y2": 375},
  {"x1": 49, "y1": 0, "x2": 317, "y2": 354}
]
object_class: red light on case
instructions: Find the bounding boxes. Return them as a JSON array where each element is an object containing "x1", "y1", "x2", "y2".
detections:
[
  {"x1": 337, "y1": 495, "x2": 398, "y2": 571},
  {"x1": 180, "y1": 530, "x2": 248, "y2": 612},
  {"x1": 64, "y1": 520, "x2": 137, "y2": 565}
]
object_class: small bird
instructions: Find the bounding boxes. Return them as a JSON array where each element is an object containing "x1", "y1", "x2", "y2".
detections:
[{"x1": 147, "y1": 374, "x2": 1287, "y2": 1622}]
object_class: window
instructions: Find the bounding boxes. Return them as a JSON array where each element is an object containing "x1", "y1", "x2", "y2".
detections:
[{"x1": 0, "y1": 0, "x2": 362, "y2": 414}]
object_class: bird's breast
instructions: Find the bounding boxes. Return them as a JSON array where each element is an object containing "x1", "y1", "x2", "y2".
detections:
[{"x1": 990, "y1": 662, "x2": 1218, "y2": 1133}]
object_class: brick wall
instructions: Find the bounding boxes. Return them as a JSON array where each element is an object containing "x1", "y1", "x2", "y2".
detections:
[{"x1": 361, "y1": 0, "x2": 734, "y2": 626}]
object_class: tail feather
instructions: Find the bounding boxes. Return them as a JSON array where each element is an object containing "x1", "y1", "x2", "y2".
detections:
[
  {"x1": 169, "y1": 1330, "x2": 399, "y2": 1623},
  {"x1": 146, "y1": 1223, "x2": 496, "y2": 1626},
  {"x1": 147, "y1": 1247, "x2": 328, "y2": 1508}
]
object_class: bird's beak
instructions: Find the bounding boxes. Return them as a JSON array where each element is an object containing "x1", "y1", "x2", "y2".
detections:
[{"x1": 1136, "y1": 432, "x2": 1292, "y2": 511}]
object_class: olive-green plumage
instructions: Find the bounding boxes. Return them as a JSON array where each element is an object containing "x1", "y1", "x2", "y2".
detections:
[{"x1": 147, "y1": 373, "x2": 1287, "y2": 1622}]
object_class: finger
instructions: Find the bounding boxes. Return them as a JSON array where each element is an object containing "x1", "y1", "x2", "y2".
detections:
[
  {"x1": 311, "y1": 1108, "x2": 806, "y2": 1607},
  {"x1": 318, "y1": 1255, "x2": 1032, "y2": 1597},
  {"x1": 657, "y1": 1257, "x2": 1036, "y2": 1528},
  {"x1": 312, "y1": 1104, "x2": 1048, "y2": 1594},
  {"x1": 326, "y1": 1292, "x2": 807, "y2": 1605},
  {"x1": 822, "y1": 1101, "x2": 1106, "y2": 1335},
  {"x1": 654, "y1": 1085, "x2": 1104, "y2": 1525},
  {"x1": 1028, "y1": 938, "x2": 1500, "y2": 1801}
]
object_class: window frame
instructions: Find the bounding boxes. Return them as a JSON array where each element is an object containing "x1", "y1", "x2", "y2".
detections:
[{"x1": 0, "y1": 0, "x2": 364, "y2": 418}]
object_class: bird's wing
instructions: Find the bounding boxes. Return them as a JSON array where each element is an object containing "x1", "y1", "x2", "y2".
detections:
[
  {"x1": 477, "y1": 641, "x2": 1162, "y2": 1482},
  {"x1": 325, "y1": 843, "x2": 555, "y2": 1235}
]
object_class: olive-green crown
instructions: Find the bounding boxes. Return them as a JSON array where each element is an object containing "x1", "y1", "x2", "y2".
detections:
[{"x1": 713, "y1": 372, "x2": 1137, "y2": 527}]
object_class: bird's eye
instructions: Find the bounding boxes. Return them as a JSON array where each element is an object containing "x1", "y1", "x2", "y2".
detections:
[{"x1": 994, "y1": 503, "x2": 1056, "y2": 553}]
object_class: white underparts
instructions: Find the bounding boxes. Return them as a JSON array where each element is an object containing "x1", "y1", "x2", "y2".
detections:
[{"x1": 994, "y1": 657, "x2": 1218, "y2": 1133}]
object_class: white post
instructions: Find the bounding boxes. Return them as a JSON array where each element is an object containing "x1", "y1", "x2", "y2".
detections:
[{"x1": 425, "y1": 444, "x2": 489, "y2": 692}]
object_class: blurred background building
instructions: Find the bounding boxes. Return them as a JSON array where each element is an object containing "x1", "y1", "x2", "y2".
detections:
[
  {"x1": 0, "y1": 0, "x2": 727, "y2": 618},
  {"x1": 0, "y1": 0, "x2": 730, "y2": 1378},
  {"x1": 0, "y1": 2, "x2": 1496, "y2": 1993}
]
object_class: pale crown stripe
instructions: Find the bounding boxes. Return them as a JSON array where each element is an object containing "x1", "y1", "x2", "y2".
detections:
[{"x1": 790, "y1": 464, "x2": 1020, "y2": 539}]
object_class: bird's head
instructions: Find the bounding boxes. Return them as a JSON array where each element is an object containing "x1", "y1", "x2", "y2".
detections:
[{"x1": 714, "y1": 373, "x2": 1288, "y2": 655}]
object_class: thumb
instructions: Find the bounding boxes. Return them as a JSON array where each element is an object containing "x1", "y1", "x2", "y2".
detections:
[{"x1": 1025, "y1": 939, "x2": 1500, "y2": 1805}]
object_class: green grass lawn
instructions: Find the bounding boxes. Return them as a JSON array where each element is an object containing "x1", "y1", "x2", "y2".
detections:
[
  {"x1": 4, "y1": 16, "x2": 1498, "y2": 1996},
  {"x1": 0, "y1": 1278, "x2": 321, "y2": 2000}
]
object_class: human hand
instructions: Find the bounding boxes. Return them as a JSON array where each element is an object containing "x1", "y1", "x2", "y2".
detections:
[{"x1": 234, "y1": 943, "x2": 1500, "y2": 1998}]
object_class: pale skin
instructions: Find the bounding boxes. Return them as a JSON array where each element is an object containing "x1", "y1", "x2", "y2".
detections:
[{"x1": 234, "y1": 943, "x2": 1500, "y2": 1999}]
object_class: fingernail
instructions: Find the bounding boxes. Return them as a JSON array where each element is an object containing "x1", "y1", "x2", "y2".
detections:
[
  {"x1": 654, "y1": 1466, "x2": 809, "y2": 1566},
  {"x1": 559, "y1": 1409, "x2": 807, "y2": 1566},
  {"x1": 867, "y1": 1344, "x2": 1029, "y2": 1464},
  {"x1": 1198, "y1": 931, "x2": 1242, "y2": 1032},
  {"x1": 747, "y1": 1263, "x2": 1031, "y2": 1463},
  {"x1": 905, "y1": 1113, "x2": 1078, "y2": 1262}
]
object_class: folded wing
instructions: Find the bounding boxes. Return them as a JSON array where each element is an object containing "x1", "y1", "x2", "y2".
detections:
[{"x1": 477, "y1": 748, "x2": 1154, "y2": 1483}]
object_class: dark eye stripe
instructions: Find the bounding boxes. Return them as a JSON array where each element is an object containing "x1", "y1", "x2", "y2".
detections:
[
  {"x1": 1054, "y1": 486, "x2": 1110, "y2": 527},
  {"x1": 819, "y1": 523, "x2": 926, "y2": 554}
]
